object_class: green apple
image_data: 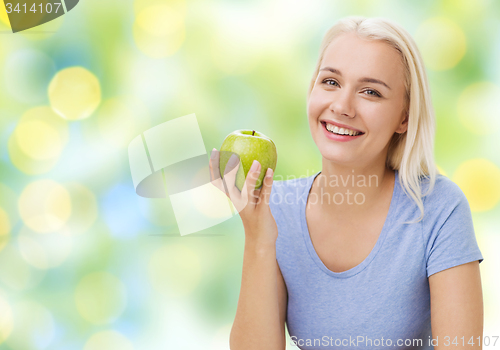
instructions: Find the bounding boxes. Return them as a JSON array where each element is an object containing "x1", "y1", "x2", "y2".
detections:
[{"x1": 219, "y1": 129, "x2": 277, "y2": 191}]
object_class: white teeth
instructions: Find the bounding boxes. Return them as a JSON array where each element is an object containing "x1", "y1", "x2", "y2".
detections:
[{"x1": 324, "y1": 122, "x2": 361, "y2": 136}]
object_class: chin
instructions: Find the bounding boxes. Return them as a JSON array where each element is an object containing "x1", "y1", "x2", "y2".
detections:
[{"x1": 318, "y1": 146, "x2": 358, "y2": 165}]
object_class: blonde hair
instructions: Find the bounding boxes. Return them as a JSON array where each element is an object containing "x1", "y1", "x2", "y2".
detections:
[{"x1": 308, "y1": 16, "x2": 438, "y2": 223}]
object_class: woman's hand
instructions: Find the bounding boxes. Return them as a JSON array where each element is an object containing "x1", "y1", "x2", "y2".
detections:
[{"x1": 209, "y1": 148, "x2": 278, "y2": 247}]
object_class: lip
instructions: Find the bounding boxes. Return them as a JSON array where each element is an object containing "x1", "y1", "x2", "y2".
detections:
[
  {"x1": 320, "y1": 121, "x2": 364, "y2": 142},
  {"x1": 320, "y1": 119, "x2": 364, "y2": 133}
]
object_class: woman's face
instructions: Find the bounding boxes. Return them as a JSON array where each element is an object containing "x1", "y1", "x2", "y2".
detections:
[{"x1": 307, "y1": 32, "x2": 408, "y2": 168}]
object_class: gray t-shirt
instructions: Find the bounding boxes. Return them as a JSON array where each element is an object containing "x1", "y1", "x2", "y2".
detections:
[{"x1": 269, "y1": 170, "x2": 483, "y2": 349}]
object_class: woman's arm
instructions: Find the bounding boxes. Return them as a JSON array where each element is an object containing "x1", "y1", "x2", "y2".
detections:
[
  {"x1": 229, "y1": 243, "x2": 287, "y2": 350},
  {"x1": 208, "y1": 150, "x2": 286, "y2": 349},
  {"x1": 277, "y1": 261, "x2": 289, "y2": 346},
  {"x1": 429, "y1": 260, "x2": 483, "y2": 349}
]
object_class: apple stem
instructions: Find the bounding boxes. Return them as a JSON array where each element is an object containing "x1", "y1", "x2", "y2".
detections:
[{"x1": 252, "y1": 130, "x2": 255, "y2": 136}]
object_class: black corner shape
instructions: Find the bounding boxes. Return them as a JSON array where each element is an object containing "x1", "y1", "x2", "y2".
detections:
[{"x1": 6, "y1": 0, "x2": 80, "y2": 33}]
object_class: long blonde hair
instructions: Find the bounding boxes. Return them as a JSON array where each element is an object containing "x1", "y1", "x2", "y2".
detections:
[{"x1": 308, "y1": 16, "x2": 438, "y2": 223}]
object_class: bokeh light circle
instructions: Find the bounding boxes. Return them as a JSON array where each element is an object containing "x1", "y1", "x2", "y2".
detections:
[
  {"x1": 14, "y1": 106, "x2": 69, "y2": 143},
  {"x1": 18, "y1": 179, "x2": 72, "y2": 233},
  {"x1": 84, "y1": 330, "x2": 134, "y2": 350},
  {"x1": 5, "y1": 300, "x2": 55, "y2": 350},
  {"x1": 8, "y1": 133, "x2": 60, "y2": 175},
  {"x1": 137, "y1": 4, "x2": 183, "y2": 36},
  {"x1": 48, "y1": 67, "x2": 102, "y2": 121},
  {"x1": 453, "y1": 158, "x2": 500, "y2": 212},
  {"x1": 148, "y1": 243, "x2": 202, "y2": 297},
  {"x1": 15, "y1": 120, "x2": 62, "y2": 160},
  {"x1": 133, "y1": 4, "x2": 185, "y2": 58},
  {"x1": 0, "y1": 208, "x2": 10, "y2": 252},
  {"x1": 415, "y1": 17, "x2": 467, "y2": 71},
  {"x1": 8, "y1": 106, "x2": 69, "y2": 175},
  {"x1": 0, "y1": 290, "x2": 13, "y2": 345},
  {"x1": 17, "y1": 225, "x2": 72, "y2": 269},
  {"x1": 75, "y1": 272, "x2": 128, "y2": 325},
  {"x1": 457, "y1": 82, "x2": 500, "y2": 135}
]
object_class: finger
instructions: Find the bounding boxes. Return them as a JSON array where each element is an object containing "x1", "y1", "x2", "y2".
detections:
[
  {"x1": 257, "y1": 167, "x2": 274, "y2": 207},
  {"x1": 252, "y1": 188, "x2": 262, "y2": 206},
  {"x1": 241, "y1": 160, "x2": 261, "y2": 207},
  {"x1": 223, "y1": 153, "x2": 242, "y2": 200},
  {"x1": 209, "y1": 148, "x2": 225, "y2": 193},
  {"x1": 209, "y1": 148, "x2": 221, "y2": 181}
]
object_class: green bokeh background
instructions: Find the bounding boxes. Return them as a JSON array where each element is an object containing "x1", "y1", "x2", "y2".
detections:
[{"x1": 0, "y1": 0, "x2": 499, "y2": 349}]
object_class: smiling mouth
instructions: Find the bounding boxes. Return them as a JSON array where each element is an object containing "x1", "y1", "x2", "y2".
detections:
[{"x1": 320, "y1": 121, "x2": 365, "y2": 137}]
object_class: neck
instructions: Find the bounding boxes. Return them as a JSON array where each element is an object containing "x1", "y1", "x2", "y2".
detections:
[{"x1": 311, "y1": 158, "x2": 395, "y2": 217}]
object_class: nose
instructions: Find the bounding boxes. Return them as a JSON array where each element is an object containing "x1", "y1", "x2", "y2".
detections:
[{"x1": 329, "y1": 89, "x2": 355, "y2": 118}]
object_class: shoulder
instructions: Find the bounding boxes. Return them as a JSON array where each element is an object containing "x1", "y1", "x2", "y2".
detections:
[
  {"x1": 420, "y1": 174, "x2": 468, "y2": 210},
  {"x1": 415, "y1": 174, "x2": 473, "y2": 232},
  {"x1": 395, "y1": 172, "x2": 470, "y2": 224}
]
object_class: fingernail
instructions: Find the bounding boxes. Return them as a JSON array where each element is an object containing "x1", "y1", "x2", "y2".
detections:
[
  {"x1": 210, "y1": 148, "x2": 217, "y2": 159},
  {"x1": 228, "y1": 153, "x2": 238, "y2": 165},
  {"x1": 250, "y1": 160, "x2": 259, "y2": 172},
  {"x1": 266, "y1": 168, "x2": 273, "y2": 178}
]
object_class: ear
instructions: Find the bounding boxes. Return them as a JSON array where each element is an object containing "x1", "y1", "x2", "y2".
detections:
[{"x1": 396, "y1": 111, "x2": 409, "y2": 134}]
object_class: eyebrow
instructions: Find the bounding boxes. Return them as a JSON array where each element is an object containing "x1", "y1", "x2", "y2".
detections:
[{"x1": 319, "y1": 67, "x2": 392, "y2": 90}]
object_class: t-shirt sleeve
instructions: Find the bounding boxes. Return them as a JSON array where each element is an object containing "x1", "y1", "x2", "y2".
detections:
[{"x1": 425, "y1": 181, "x2": 484, "y2": 278}]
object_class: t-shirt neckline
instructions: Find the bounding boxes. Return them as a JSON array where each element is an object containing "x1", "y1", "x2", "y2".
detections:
[{"x1": 300, "y1": 169, "x2": 401, "y2": 278}]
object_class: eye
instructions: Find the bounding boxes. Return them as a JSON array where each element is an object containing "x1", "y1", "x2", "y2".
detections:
[
  {"x1": 364, "y1": 89, "x2": 381, "y2": 97},
  {"x1": 321, "y1": 78, "x2": 339, "y2": 87},
  {"x1": 322, "y1": 79, "x2": 382, "y2": 98}
]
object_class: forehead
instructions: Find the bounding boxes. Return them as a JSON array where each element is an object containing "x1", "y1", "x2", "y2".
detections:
[{"x1": 320, "y1": 32, "x2": 404, "y2": 84}]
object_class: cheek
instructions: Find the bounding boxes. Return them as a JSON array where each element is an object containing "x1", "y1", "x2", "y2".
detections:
[
  {"x1": 307, "y1": 89, "x2": 328, "y2": 120},
  {"x1": 363, "y1": 106, "x2": 401, "y2": 137}
]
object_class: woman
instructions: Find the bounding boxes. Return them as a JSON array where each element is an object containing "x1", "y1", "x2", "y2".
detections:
[{"x1": 210, "y1": 16, "x2": 484, "y2": 350}]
